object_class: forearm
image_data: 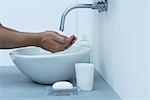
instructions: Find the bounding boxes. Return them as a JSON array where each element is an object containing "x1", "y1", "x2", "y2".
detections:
[
  {"x1": 0, "y1": 24, "x2": 76, "y2": 52},
  {"x1": 0, "y1": 25, "x2": 40, "y2": 49}
]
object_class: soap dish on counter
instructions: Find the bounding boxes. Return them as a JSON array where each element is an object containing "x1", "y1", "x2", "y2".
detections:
[{"x1": 45, "y1": 86, "x2": 79, "y2": 96}]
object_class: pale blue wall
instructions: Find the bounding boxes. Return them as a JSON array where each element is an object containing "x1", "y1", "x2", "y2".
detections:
[{"x1": 92, "y1": 0, "x2": 150, "y2": 99}]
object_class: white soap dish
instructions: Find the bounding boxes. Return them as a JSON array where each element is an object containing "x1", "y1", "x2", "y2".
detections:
[{"x1": 45, "y1": 86, "x2": 79, "y2": 96}]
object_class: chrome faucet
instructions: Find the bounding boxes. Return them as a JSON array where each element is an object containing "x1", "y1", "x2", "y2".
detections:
[{"x1": 59, "y1": 0, "x2": 108, "y2": 31}]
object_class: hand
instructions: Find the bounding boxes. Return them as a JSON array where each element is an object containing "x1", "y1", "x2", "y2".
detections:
[{"x1": 38, "y1": 31, "x2": 77, "y2": 53}]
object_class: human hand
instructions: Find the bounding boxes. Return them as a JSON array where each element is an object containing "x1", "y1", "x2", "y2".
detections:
[{"x1": 38, "y1": 31, "x2": 77, "y2": 53}]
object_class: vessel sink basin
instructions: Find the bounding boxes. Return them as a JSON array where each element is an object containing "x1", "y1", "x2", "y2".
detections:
[{"x1": 10, "y1": 46, "x2": 90, "y2": 84}]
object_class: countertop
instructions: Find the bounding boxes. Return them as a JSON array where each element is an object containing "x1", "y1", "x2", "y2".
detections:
[{"x1": 0, "y1": 66, "x2": 121, "y2": 100}]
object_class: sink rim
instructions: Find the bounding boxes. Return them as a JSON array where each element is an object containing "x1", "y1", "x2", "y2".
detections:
[{"x1": 9, "y1": 46, "x2": 90, "y2": 58}]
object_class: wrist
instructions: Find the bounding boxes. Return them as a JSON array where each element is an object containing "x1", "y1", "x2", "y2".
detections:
[{"x1": 24, "y1": 33, "x2": 41, "y2": 47}]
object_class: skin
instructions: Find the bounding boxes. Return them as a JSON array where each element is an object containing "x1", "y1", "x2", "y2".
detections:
[{"x1": 0, "y1": 24, "x2": 77, "y2": 53}]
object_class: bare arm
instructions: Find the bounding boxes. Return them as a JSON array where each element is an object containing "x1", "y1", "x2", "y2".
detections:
[{"x1": 0, "y1": 24, "x2": 76, "y2": 52}]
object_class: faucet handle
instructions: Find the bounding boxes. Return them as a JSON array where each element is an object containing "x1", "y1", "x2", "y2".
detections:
[{"x1": 93, "y1": 0, "x2": 108, "y2": 12}]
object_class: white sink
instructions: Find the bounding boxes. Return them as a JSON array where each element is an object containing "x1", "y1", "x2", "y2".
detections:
[{"x1": 10, "y1": 46, "x2": 90, "y2": 84}]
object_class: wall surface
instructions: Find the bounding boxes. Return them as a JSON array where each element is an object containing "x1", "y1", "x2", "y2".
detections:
[
  {"x1": 92, "y1": 0, "x2": 150, "y2": 99},
  {"x1": 148, "y1": 0, "x2": 150, "y2": 98},
  {"x1": 0, "y1": 0, "x2": 78, "y2": 66}
]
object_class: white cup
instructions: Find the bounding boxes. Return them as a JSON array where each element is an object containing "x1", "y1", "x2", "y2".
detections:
[{"x1": 75, "y1": 63, "x2": 94, "y2": 91}]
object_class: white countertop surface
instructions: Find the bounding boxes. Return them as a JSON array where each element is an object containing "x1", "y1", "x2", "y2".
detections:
[{"x1": 0, "y1": 66, "x2": 121, "y2": 100}]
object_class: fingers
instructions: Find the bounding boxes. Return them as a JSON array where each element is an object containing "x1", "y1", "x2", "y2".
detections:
[
  {"x1": 51, "y1": 32, "x2": 67, "y2": 44},
  {"x1": 52, "y1": 32, "x2": 77, "y2": 49},
  {"x1": 65, "y1": 36, "x2": 77, "y2": 49},
  {"x1": 52, "y1": 35, "x2": 77, "y2": 52},
  {"x1": 65, "y1": 35, "x2": 75, "y2": 46},
  {"x1": 42, "y1": 39, "x2": 65, "y2": 53}
]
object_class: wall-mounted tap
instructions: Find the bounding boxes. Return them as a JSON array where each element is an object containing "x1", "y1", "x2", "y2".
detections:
[{"x1": 59, "y1": 0, "x2": 108, "y2": 31}]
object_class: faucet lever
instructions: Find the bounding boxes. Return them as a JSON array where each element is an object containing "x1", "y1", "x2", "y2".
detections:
[
  {"x1": 93, "y1": 0, "x2": 108, "y2": 12},
  {"x1": 59, "y1": 0, "x2": 108, "y2": 31}
]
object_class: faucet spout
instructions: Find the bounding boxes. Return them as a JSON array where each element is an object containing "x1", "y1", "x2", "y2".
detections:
[{"x1": 59, "y1": 0, "x2": 108, "y2": 31}]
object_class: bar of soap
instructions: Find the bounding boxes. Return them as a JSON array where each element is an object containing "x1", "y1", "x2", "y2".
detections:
[{"x1": 52, "y1": 81, "x2": 73, "y2": 90}]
